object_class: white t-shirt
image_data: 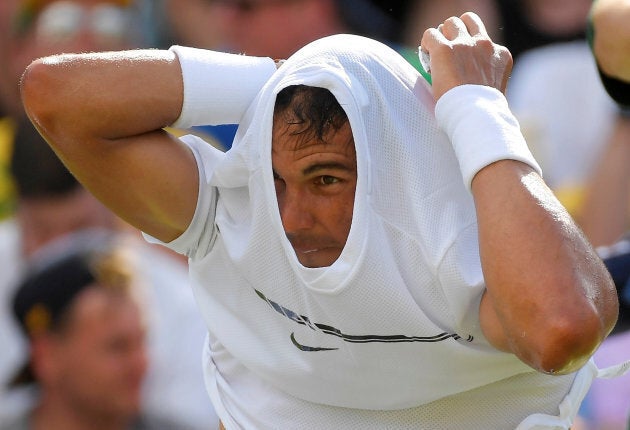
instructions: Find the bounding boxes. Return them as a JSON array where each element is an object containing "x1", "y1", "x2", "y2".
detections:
[{"x1": 147, "y1": 35, "x2": 598, "y2": 429}]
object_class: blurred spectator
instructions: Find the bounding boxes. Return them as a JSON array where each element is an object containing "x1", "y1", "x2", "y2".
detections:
[
  {"x1": 495, "y1": 0, "x2": 593, "y2": 60},
  {"x1": 402, "y1": 0, "x2": 592, "y2": 62},
  {"x1": 208, "y1": 0, "x2": 401, "y2": 58},
  {"x1": 1, "y1": 234, "x2": 187, "y2": 429},
  {"x1": 588, "y1": 0, "x2": 630, "y2": 105},
  {"x1": 0, "y1": 117, "x2": 119, "y2": 422},
  {"x1": 0, "y1": 117, "x2": 218, "y2": 429},
  {"x1": 3, "y1": 0, "x2": 145, "y2": 117},
  {"x1": 159, "y1": 0, "x2": 225, "y2": 50},
  {"x1": 580, "y1": 115, "x2": 630, "y2": 246},
  {"x1": 578, "y1": 0, "x2": 630, "y2": 244},
  {"x1": 402, "y1": 0, "x2": 500, "y2": 50}
]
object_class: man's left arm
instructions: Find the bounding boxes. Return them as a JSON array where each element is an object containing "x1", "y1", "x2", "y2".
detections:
[{"x1": 422, "y1": 12, "x2": 619, "y2": 375}]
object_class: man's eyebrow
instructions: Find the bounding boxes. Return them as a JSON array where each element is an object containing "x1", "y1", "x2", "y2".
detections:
[{"x1": 302, "y1": 162, "x2": 355, "y2": 176}]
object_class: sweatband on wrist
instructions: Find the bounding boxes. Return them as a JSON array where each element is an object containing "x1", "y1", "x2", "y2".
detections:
[
  {"x1": 169, "y1": 45, "x2": 277, "y2": 128},
  {"x1": 434, "y1": 84, "x2": 542, "y2": 191}
]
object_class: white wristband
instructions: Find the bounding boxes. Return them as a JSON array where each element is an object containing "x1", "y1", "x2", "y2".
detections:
[
  {"x1": 169, "y1": 45, "x2": 277, "y2": 128},
  {"x1": 434, "y1": 85, "x2": 542, "y2": 191}
]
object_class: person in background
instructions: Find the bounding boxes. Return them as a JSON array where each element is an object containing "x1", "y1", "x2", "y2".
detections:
[
  {"x1": 0, "y1": 118, "x2": 217, "y2": 428},
  {"x1": 578, "y1": 0, "x2": 630, "y2": 244},
  {"x1": 495, "y1": 0, "x2": 593, "y2": 60},
  {"x1": 588, "y1": 0, "x2": 630, "y2": 108},
  {"x1": 1, "y1": 234, "x2": 186, "y2": 430},
  {"x1": 402, "y1": 0, "x2": 500, "y2": 50}
]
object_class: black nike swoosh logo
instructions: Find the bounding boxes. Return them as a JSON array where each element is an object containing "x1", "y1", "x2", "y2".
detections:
[
  {"x1": 290, "y1": 332, "x2": 339, "y2": 352},
  {"x1": 256, "y1": 288, "x2": 473, "y2": 352}
]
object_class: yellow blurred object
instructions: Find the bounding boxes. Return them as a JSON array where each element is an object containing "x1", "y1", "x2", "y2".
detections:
[
  {"x1": 0, "y1": 117, "x2": 16, "y2": 219},
  {"x1": 553, "y1": 185, "x2": 585, "y2": 219}
]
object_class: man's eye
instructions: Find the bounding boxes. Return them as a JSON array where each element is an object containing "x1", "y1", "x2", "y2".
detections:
[{"x1": 318, "y1": 176, "x2": 339, "y2": 185}]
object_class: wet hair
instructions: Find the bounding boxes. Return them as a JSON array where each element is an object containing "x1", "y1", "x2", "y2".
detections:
[{"x1": 273, "y1": 85, "x2": 349, "y2": 148}]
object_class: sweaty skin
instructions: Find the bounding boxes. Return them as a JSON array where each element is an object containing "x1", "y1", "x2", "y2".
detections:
[{"x1": 272, "y1": 118, "x2": 356, "y2": 268}]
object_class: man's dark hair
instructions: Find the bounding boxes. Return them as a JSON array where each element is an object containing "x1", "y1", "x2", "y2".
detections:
[
  {"x1": 10, "y1": 116, "x2": 79, "y2": 199},
  {"x1": 274, "y1": 85, "x2": 349, "y2": 147}
]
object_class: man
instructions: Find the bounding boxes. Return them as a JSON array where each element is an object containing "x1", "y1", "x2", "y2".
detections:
[
  {"x1": 2, "y1": 235, "x2": 178, "y2": 429},
  {"x1": 20, "y1": 11, "x2": 620, "y2": 429}
]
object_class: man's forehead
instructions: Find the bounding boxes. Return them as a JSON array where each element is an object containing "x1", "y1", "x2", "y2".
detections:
[{"x1": 271, "y1": 119, "x2": 355, "y2": 155}]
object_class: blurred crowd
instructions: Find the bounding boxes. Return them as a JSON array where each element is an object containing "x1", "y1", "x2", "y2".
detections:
[{"x1": 0, "y1": 0, "x2": 628, "y2": 429}]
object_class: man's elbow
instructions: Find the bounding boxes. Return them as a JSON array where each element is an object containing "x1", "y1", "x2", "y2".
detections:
[
  {"x1": 525, "y1": 308, "x2": 617, "y2": 375},
  {"x1": 20, "y1": 58, "x2": 67, "y2": 138}
]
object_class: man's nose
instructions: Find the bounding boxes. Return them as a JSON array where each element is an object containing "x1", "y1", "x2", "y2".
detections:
[{"x1": 278, "y1": 190, "x2": 315, "y2": 233}]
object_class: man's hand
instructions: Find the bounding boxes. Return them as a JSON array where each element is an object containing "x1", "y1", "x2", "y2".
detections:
[{"x1": 420, "y1": 12, "x2": 512, "y2": 101}]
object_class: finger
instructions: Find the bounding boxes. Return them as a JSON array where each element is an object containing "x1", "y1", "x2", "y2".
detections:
[
  {"x1": 441, "y1": 16, "x2": 469, "y2": 41},
  {"x1": 420, "y1": 26, "x2": 449, "y2": 53},
  {"x1": 461, "y1": 11, "x2": 489, "y2": 38}
]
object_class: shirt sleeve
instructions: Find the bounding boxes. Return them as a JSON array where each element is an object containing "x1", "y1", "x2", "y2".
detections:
[{"x1": 142, "y1": 135, "x2": 224, "y2": 259}]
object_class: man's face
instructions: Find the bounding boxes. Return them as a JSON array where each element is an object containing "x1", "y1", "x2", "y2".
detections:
[
  {"x1": 47, "y1": 287, "x2": 147, "y2": 420},
  {"x1": 272, "y1": 118, "x2": 357, "y2": 268}
]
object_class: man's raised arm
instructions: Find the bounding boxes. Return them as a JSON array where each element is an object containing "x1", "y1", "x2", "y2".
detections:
[
  {"x1": 422, "y1": 12, "x2": 618, "y2": 375},
  {"x1": 21, "y1": 49, "x2": 195, "y2": 242},
  {"x1": 20, "y1": 48, "x2": 276, "y2": 243}
]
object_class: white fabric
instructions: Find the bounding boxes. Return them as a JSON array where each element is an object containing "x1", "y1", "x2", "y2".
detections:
[
  {"x1": 436, "y1": 84, "x2": 542, "y2": 190},
  {"x1": 146, "y1": 35, "x2": 606, "y2": 429},
  {"x1": 169, "y1": 45, "x2": 277, "y2": 128}
]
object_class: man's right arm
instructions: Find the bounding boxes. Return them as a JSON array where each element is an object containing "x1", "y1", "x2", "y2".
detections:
[
  {"x1": 21, "y1": 50, "x2": 196, "y2": 243},
  {"x1": 20, "y1": 48, "x2": 277, "y2": 243}
]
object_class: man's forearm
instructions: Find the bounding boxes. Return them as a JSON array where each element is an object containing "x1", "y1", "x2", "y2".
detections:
[{"x1": 474, "y1": 160, "x2": 618, "y2": 374}]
